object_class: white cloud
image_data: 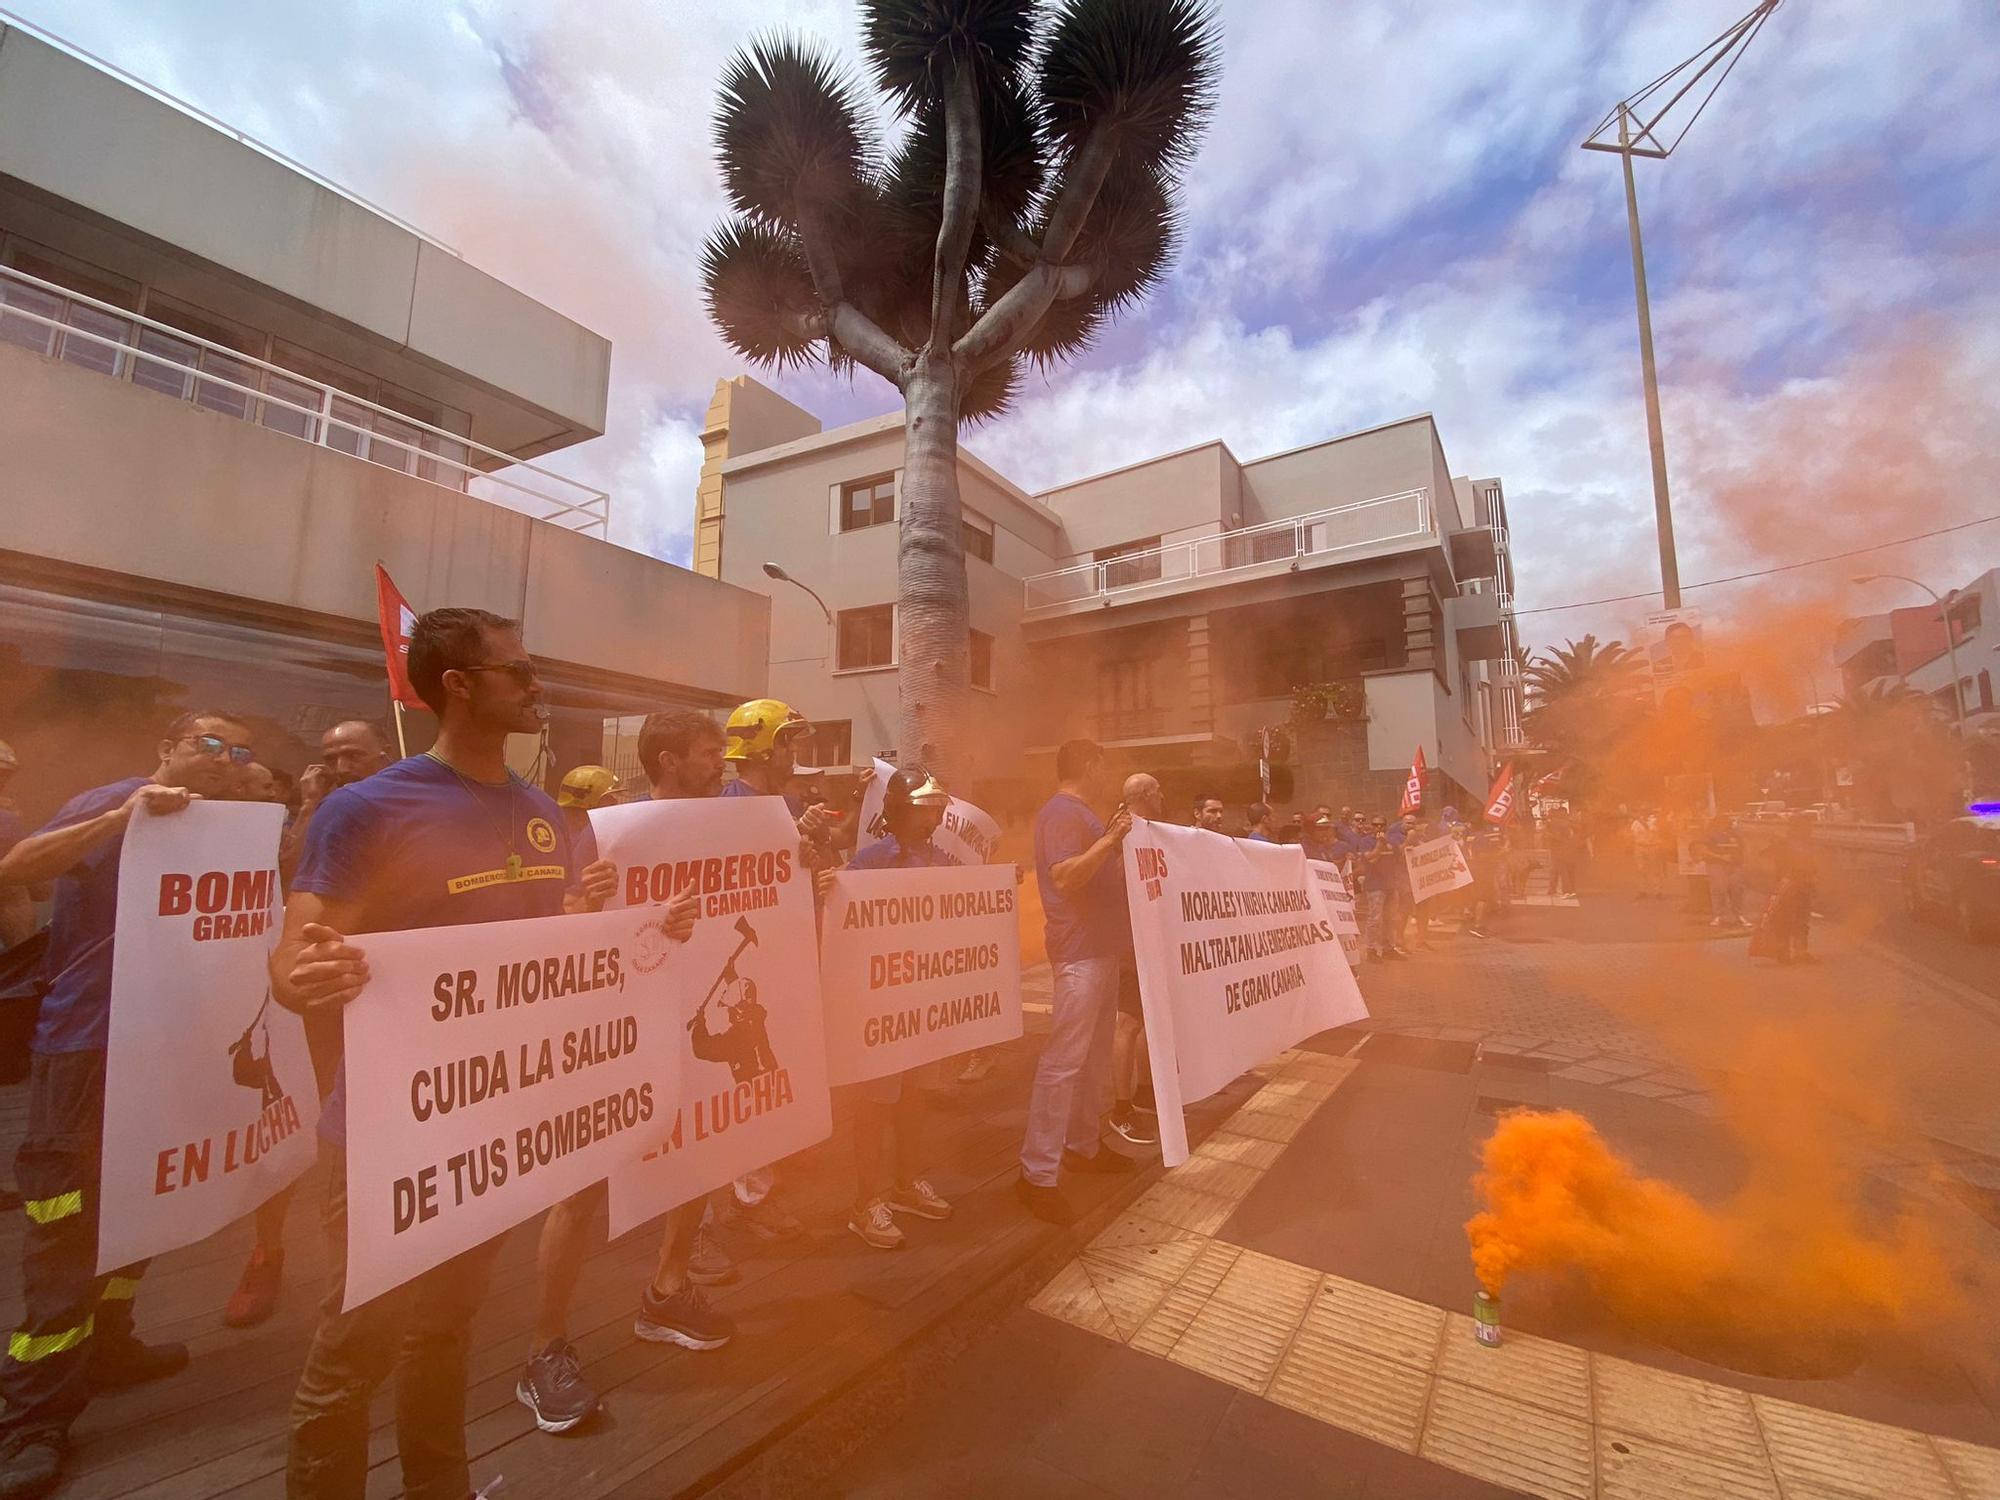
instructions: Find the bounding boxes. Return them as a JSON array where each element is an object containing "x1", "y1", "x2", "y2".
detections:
[{"x1": 10, "y1": 0, "x2": 1997, "y2": 651}]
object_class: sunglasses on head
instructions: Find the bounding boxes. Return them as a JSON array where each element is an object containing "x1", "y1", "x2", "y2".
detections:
[
  {"x1": 186, "y1": 733, "x2": 256, "y2": 766},
  {"x1": 458, "y1": 659, "x2": 539, "y2": 688}
]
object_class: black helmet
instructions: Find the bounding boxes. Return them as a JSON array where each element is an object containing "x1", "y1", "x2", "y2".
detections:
[{"x1": 876, "y1": 764, "x2": 949, "y2": 835}]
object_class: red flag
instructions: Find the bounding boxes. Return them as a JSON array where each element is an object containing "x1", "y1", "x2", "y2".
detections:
[
  {"x1": 374, "y1": 564, "x2": 425, "y2": 709},
  {"x1": 1483, "y1": 763, "x2": 1516, "y2": 824},
  {"x1": 1400, "y1": 746, "x2": 1427, "y2": 815}
]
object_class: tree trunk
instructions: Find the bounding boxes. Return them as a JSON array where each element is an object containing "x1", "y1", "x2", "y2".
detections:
[{"x1": 895, "y1": 352, "x2": 971, "y2": 778}]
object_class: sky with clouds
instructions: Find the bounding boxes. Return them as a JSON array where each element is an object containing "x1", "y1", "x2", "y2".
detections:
[{"x1": 15, "y1": 0, "x2": 1998, "y2": 669}]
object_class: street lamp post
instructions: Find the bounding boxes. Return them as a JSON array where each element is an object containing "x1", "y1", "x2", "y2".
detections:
[
  {"x1": 1583, "y1": 0, "x2": 1782, "y2": 613},
  {"x1": 761, "y1": 561, "x2": 833, "y2": 625}
]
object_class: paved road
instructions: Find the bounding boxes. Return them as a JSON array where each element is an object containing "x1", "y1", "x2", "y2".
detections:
[{"x1": 1803, "y1": 845, "x2": 2000, "y2": 1008}]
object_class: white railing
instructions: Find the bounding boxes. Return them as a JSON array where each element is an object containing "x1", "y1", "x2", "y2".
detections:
[
  {"x1": 0, "y1": 265, "x2": 609, "y2": 536},
  {"x1": 0, "y1": 6, "x2": 461, "y2": 258},
  {"x1": 1023, "y1": 487, "x2": 1434, "y2": 611}
]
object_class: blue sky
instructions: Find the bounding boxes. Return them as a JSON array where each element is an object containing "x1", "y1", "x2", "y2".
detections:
[{"x1": 16, "y1": 0, "x2": 1998, "y2": 663}]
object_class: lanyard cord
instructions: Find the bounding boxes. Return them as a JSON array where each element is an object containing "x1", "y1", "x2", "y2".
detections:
[{"x1": 423, "y1": 750, "x2": 523, "y2": 875}]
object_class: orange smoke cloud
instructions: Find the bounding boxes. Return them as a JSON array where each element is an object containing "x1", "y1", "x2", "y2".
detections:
[{"x1": 1467, "y1": 1102, "x2": 1963, "y2": 1369}]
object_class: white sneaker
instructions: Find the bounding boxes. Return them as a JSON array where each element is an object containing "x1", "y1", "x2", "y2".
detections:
[
  {"x1": 887, "y1": 1179, "x2": 953, "y2": 1221},
  {"x1": 848, "y1": 1198, "x2": 904, "y2": 1249},
  {"x1": 957, "y1": 1051, "x2": 994, "y2": 1084}
]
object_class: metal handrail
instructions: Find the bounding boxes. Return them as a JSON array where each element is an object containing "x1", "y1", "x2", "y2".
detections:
[
  {"x1": 0, "y1": 6, "x2": 462, "y2": 258},
  {"x1": 0, "y1": 265, "x2": 608, "y2": 533},
  {"x1": 1023, "y1": 487, "x2": 1433, "y2": 608}
]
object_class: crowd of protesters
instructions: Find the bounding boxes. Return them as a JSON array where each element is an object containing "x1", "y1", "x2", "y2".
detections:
[{"x1": 0, "y1": 600, "x2": 1828, "y2": 1499}]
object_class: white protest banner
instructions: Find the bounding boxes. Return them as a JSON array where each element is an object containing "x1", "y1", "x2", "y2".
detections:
[
  {"x1": 857, "y1": 758, "x2": 1003, "y2": 865},
  {"x1": 1306, "y1": 859, "x2": 1363, "y2": 968},
  {"x1": 100, "y1": 801, "x2": 317, "y2": 1272},
  {"x1": 820, "y1": 864, "x2": 1022, "y2": 1085},
  {"x1": 591, "y1": 797, "x2": 831, "y2": 1239},
  {"x1": 1404, "y1": 835, "x2": 1474, "y2": 902},
  {"x1": 341, "y1": 906, "x2": 677, "y2": 1309},
  {"x1": 1125, "y1": 822, "x2": 1367, "y2": 1167}
]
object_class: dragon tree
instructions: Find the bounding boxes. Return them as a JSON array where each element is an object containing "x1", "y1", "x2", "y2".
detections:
[{"x1": 701, "y1": 0, "x2": 1219, "y2": 774}]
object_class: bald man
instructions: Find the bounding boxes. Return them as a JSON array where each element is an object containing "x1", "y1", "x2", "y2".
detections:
[
  {"x1": 279, "y1": 721, "x2": 395, "y2": 887},
  {"x1": 1108, "y1": 773, "x2": 1163, "y2": 1148}
]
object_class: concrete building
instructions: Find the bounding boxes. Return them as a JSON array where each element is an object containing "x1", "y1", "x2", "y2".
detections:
[
  {"x1": 1834, "y1": 569, "x2": 1998, "y2": 727},
  {"x1": 0, "y1": 21, "x2": 767, "y2": 823},
  {"x1": 697, "y1": 375, "x2": 1523, "y2": 820}
]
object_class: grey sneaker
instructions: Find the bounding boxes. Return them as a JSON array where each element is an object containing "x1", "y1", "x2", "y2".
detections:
[
  {"x1": 515, "y1": 1339, "x2": 598, "y2": 1434},
  {"x1": 887, "y1": 1179, "x2": 953, "y2": 1221},
  {"x1": 848, "y1": 1199, "x2": 905, "y2": 1249},
  {"x1": 634, "y1": 1282, "x2": 735, "y2": 1350},
  {"x1": 687, "y1": 1223, "x2": 738, "y2": 1286},
  {"x1": 726, "y1": 1193, "x2": 804, "y2": 1242}
]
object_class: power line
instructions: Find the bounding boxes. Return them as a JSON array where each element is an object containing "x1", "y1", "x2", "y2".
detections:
[{"x1": 1512, "y1": 513, "x2": 2000, "y2": 617}]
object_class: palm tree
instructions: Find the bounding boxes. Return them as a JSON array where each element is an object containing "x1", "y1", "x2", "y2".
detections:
[
  {"x1": 1521, "y1": 634, "x2": 1646, "y2": 806},
  {"x1": 701, "y1": 0, "x2": 1219, "y2": 772}
]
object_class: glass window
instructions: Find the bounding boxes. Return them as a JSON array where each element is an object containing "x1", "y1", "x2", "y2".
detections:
[
  {"x1": 131, "y1": 326, "x2": 199, "y2": 399},
  {"x1": 836, "y1": 605, "x2": 895, "y2": 670},
  {"x1": 0, "y1": 279, "x2": 61, "y2": 357},
  {"x1": 801, "y1": 720, "x2": 852, "y2": 770},
  {"x1": 963, "y1": 515, "x2": 995, "y2": 563},
  {"x1": 1096, "y1": 538, "x2": 1162, "y2": 587},
  {"x1": 367, "y1": 411, "x2": 422, "y2": 475},
  {"x1": 58, "y1": 302, "x2": 132, "y2": 377},
  {"x1": 840, "y1": 476, "x2": 896, "y2": 532},
  {"x1": 970, "y1": 629, "x2": 994, "y2": 690},
  {"x1": 260, "y1": 370, "x2": 323, "y2": 440}
]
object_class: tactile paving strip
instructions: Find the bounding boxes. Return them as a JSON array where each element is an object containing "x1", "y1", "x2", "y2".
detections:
[
  {"x1": 1025, "y1": 1047, "x2": 2000, "y2": 1498},
  {"x1": 1423, "y1": 1375, "x2": 1595, "y2": 1500},
  {"x1": 1594, "y1": 1428, "x2": 1779, "y2": 1500},
  {"x1": 1751, "y1": 1397, "x2": 1959, "y2": 1500}
]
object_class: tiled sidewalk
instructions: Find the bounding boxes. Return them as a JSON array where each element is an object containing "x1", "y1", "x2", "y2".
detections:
[{"x1": 1030, "y1": 1047, "x2": 2000, "y2": 1500}]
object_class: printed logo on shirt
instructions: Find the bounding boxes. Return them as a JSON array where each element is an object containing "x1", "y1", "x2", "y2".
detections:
[
  {"x1": 446, "y1": 864, "x2": 568, "y2": 895},
  {"x1": 526, "y1": 817, "x2": 558, "y2": 854}
]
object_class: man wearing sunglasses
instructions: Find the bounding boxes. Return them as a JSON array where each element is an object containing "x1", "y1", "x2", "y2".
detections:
[
  {"x1": 270, "y1": 607, "x2": 616, "y2": 1500},
  {"x1": 0, "y1": 710, "x2": 252, "y2": 1498}
]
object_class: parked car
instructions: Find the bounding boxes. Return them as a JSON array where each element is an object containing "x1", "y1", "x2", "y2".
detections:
[{"x1": 1903, "y1": 814, "x2": 2000, "y2": 939}]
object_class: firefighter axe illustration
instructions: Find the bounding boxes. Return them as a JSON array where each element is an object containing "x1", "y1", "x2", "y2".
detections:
[{"x1": 688, "y1": 916, "x2": 760, "y2": 1032}]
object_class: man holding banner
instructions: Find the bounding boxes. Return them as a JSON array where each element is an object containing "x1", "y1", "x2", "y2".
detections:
[
  {"x1": 839, "y1": 765, "x2": 961, "y2": 1249},
  {"x1": 272, "y1": 608, "x2": 616, "y2": 1499},
  {"x1": 0, "y1": 710, "x2": 252, "y2": 1500},
  {"x1": 1018, "y1": 740, "x2": 1137, "y2": 1226}
]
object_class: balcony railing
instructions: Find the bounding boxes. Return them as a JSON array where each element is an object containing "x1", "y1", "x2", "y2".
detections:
[
  {"x1": 0, "y1": 264, "x2": 609, "y2": 536},
  {"x1": 1023, "y1": 487, "x2": 1433, "y2": 612}
]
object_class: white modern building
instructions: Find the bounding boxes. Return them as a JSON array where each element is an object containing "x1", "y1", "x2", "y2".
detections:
[
  {"x1": 694, "y1": 375, "x2": 1524, "y2": 819},
  {"x1": 0, "y1": 21, "x2": 769, "y2": 821}
]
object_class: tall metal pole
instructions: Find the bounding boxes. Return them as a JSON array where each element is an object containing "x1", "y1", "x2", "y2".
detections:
[{"x1": 1618, "y1": 104, "x2": 1681, "y2": 610}]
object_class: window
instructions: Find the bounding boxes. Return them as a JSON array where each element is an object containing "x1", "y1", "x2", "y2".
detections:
[
  {"x1": 1096, "y1": 537, "x2": 1162, "y2": 588},
  {"x1": 969, "y1": 629, "x2": 994, "y2": 690},
  {"x1": 836, "y1": 605, "x2": 895, "y2": 670},
  {"x1": 1096, "y1": 657, "x2": 1159, "y2": 738},
  {"x1": 1950, "y1": 594, "x2": 1983, "y2": 642},
  {"x1": 1, "y1": 245, "x2": 138, "y2": 377},
  {"x1": 136, "y1": 297, "x2": 263, "y2": 419},
  {"x1": 800, "y1": 719, "x2": 852, "y2": 769},
  {"x1": 963, "y1": 513, "x2": 995, "y2": 563},
  {"x1": 841, "y1": 475, "x2": 896, "y2": 532}
]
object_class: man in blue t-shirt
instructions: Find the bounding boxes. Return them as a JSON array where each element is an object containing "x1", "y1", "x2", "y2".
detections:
[
  {"x1": 0, "y1": 709, "x2": 253, "y2": 1497},
  {"x1": 843, "y1": 766, "x2": 960, "y2": 1250},
  {"x1": 1018, "y1": 739, "x2": 1137, "y2": 1224},
  {"x1": 270, "y1": 608, "x2": 614, "y2": 1500}
]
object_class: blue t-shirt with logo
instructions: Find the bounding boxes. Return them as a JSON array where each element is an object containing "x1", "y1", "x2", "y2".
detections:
[
  {"x1": 26, "y1": 777, "x2": 146, "y2": 1054},
  {"x1": 1033, "y1": 792, "x2": 1130, "y2": 964},
  {"x1": 848, "y1": 834, "x2": 957, "y2": 870},
  {"x1": 293, "y1": 755, "x2": 593, "y2": 1144}
]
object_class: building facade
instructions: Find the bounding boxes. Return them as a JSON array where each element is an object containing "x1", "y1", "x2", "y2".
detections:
[
  {"x1": 0, "y1": 22, "x2": 768, "y2": 824},
  {"x1": 698, "y1": 375, "x2": 1523, "y2": 821}
]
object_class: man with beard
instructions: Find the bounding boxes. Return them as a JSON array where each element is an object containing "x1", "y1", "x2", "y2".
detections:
[
  {"x1": 0, "y1": 711, "x2": 252, "y2": 1499},
  {"x1": 271, "y1": 609, "x2": 615, "y2": 1499}
]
